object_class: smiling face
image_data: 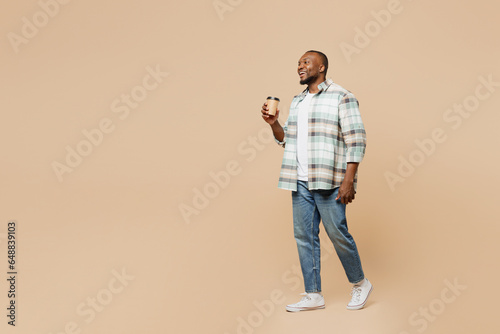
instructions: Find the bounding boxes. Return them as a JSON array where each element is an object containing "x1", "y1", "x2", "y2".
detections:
[{"x1": 297, "y1": 52, "x2": 325, "y2": 85}]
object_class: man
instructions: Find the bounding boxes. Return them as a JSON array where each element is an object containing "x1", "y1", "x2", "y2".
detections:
[{"x1": 261, "y1": 50, "x2": 372, "y2": 312}]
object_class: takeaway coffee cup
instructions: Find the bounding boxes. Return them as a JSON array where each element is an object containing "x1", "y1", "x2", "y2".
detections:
[{"x1": 266, "y1": 96, "x2": 280, "y2": 116}]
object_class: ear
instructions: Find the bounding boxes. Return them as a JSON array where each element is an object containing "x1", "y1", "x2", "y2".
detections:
[{"x1": 319, "y1": 64, "x2": 325, "y2": 73}]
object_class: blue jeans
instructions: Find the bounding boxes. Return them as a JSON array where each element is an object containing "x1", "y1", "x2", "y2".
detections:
[{"x1": 292, "y1": 180, "x2": 365, "y2": 293}]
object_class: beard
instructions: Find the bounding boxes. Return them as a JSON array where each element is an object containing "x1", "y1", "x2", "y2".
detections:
[{"x1": 300, "y1": 73, "x2": 317, "y2": 85}]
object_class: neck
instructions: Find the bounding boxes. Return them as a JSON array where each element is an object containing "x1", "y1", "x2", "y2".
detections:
[{"x1": 307, "y1": 76, "x2": 326, "y2": 94}]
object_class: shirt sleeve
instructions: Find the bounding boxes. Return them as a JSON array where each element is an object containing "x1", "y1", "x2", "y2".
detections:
[{"x1": 338, "y1": 92, "x2": 367, "y2": 163}]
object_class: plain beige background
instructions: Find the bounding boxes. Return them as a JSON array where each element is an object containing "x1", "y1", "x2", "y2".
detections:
[{"x1": 1, "y1": 0, "x2": 499, "y2": 333}]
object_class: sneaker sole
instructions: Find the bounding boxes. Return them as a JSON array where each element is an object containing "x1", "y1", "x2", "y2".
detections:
[
  {"x1": 346, "y1": 285, "x2": 373, "y2": 310},
  {"x1": 286, "y1": 305, "x2": 325, "y2": 312}
]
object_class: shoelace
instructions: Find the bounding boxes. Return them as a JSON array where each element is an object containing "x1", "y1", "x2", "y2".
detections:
[
  {"x1": 299, "y1": 292, "x2": 311, "y2": 302},
  {"x1": 350, "y1": 286, "x2": 362, "y2": 302}
]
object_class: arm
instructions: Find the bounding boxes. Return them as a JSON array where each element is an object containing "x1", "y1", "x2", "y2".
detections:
[
  {"x1": 261, "y1": 102, "x2": 286, "y2": 146},
  {"x1": 335, "y1": 93, "x2": 367, "y2": 204},
  {"x1": 270, "y1": 120, "x2": 285, "y2": 143},
  {"x1": 335, "y1": 162, "x2": 359, "y2": 204}
]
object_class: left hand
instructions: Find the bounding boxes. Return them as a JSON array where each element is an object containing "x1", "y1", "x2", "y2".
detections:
[{"x1": 335, "y1": 180, "x2": 356, "y2": 204}]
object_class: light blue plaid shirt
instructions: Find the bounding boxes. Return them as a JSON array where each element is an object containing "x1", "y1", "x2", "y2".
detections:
[{"x1": 276, "y1": 78, "x2": 367, "y2": 191}]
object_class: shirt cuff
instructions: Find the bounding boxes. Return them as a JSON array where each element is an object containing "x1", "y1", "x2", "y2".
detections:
[{"x1": 274, "y1": 137, "x2": 286, "y2": 147}]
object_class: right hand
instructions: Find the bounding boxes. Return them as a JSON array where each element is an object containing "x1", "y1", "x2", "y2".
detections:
[{"x1": 261, "y1": 102, "x2": 280, "y2": 125}]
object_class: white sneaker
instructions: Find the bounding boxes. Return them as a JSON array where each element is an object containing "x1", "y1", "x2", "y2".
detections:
[
  {"x1": 347, "y1": 278, "x2": 373, "y2": 310},
  {"x1": 286, "y1": 292, "x2": 325, "y2": 312}
]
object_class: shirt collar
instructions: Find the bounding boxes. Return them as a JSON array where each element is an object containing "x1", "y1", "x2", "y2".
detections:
[
  {"x1": 318, "y1": 78, "x2": 334, "y2": 91},
  {"x1": 298, "y1": 78, "x2": 334, "y2": 99}
]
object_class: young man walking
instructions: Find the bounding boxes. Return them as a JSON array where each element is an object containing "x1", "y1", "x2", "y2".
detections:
[{"x1": 261, "y1": 50, "x2": 372, "y2": 312}]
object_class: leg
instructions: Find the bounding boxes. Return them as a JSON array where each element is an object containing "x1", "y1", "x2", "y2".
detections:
[
  {"x1": 292, "y1": 180, "x2": 322, "y2": 293},
  {"x1": 312, "y1": 187, "x2": 365, "y2": 284}
]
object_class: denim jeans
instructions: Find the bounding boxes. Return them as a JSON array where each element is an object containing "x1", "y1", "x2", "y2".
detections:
[{"x1": 292, "y1": 180, "x2": 365, "y2": 293}]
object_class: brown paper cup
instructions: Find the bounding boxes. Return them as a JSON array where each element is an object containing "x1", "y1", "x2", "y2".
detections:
[{"x1": 266, "y1": 96, "x2": 280, "y2": 116}]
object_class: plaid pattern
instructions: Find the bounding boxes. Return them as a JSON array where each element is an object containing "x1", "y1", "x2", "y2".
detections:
[{"x1": 276, "y1": 78, "x2": 367, "y2": 191}]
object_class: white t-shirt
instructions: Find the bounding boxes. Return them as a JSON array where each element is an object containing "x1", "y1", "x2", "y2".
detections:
[{"x1": 296, "y1": 92, "x2": 315, "y2": 181}]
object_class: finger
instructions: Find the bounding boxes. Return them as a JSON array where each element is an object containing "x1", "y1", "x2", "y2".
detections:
[{"x1": 337, "y1": 189, "x2": 344, "y2": 200}]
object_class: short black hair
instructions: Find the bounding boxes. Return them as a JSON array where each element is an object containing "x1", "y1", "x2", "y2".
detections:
[{"x1": 306, "y1": 50, "x2": 329, "y2": 75}]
